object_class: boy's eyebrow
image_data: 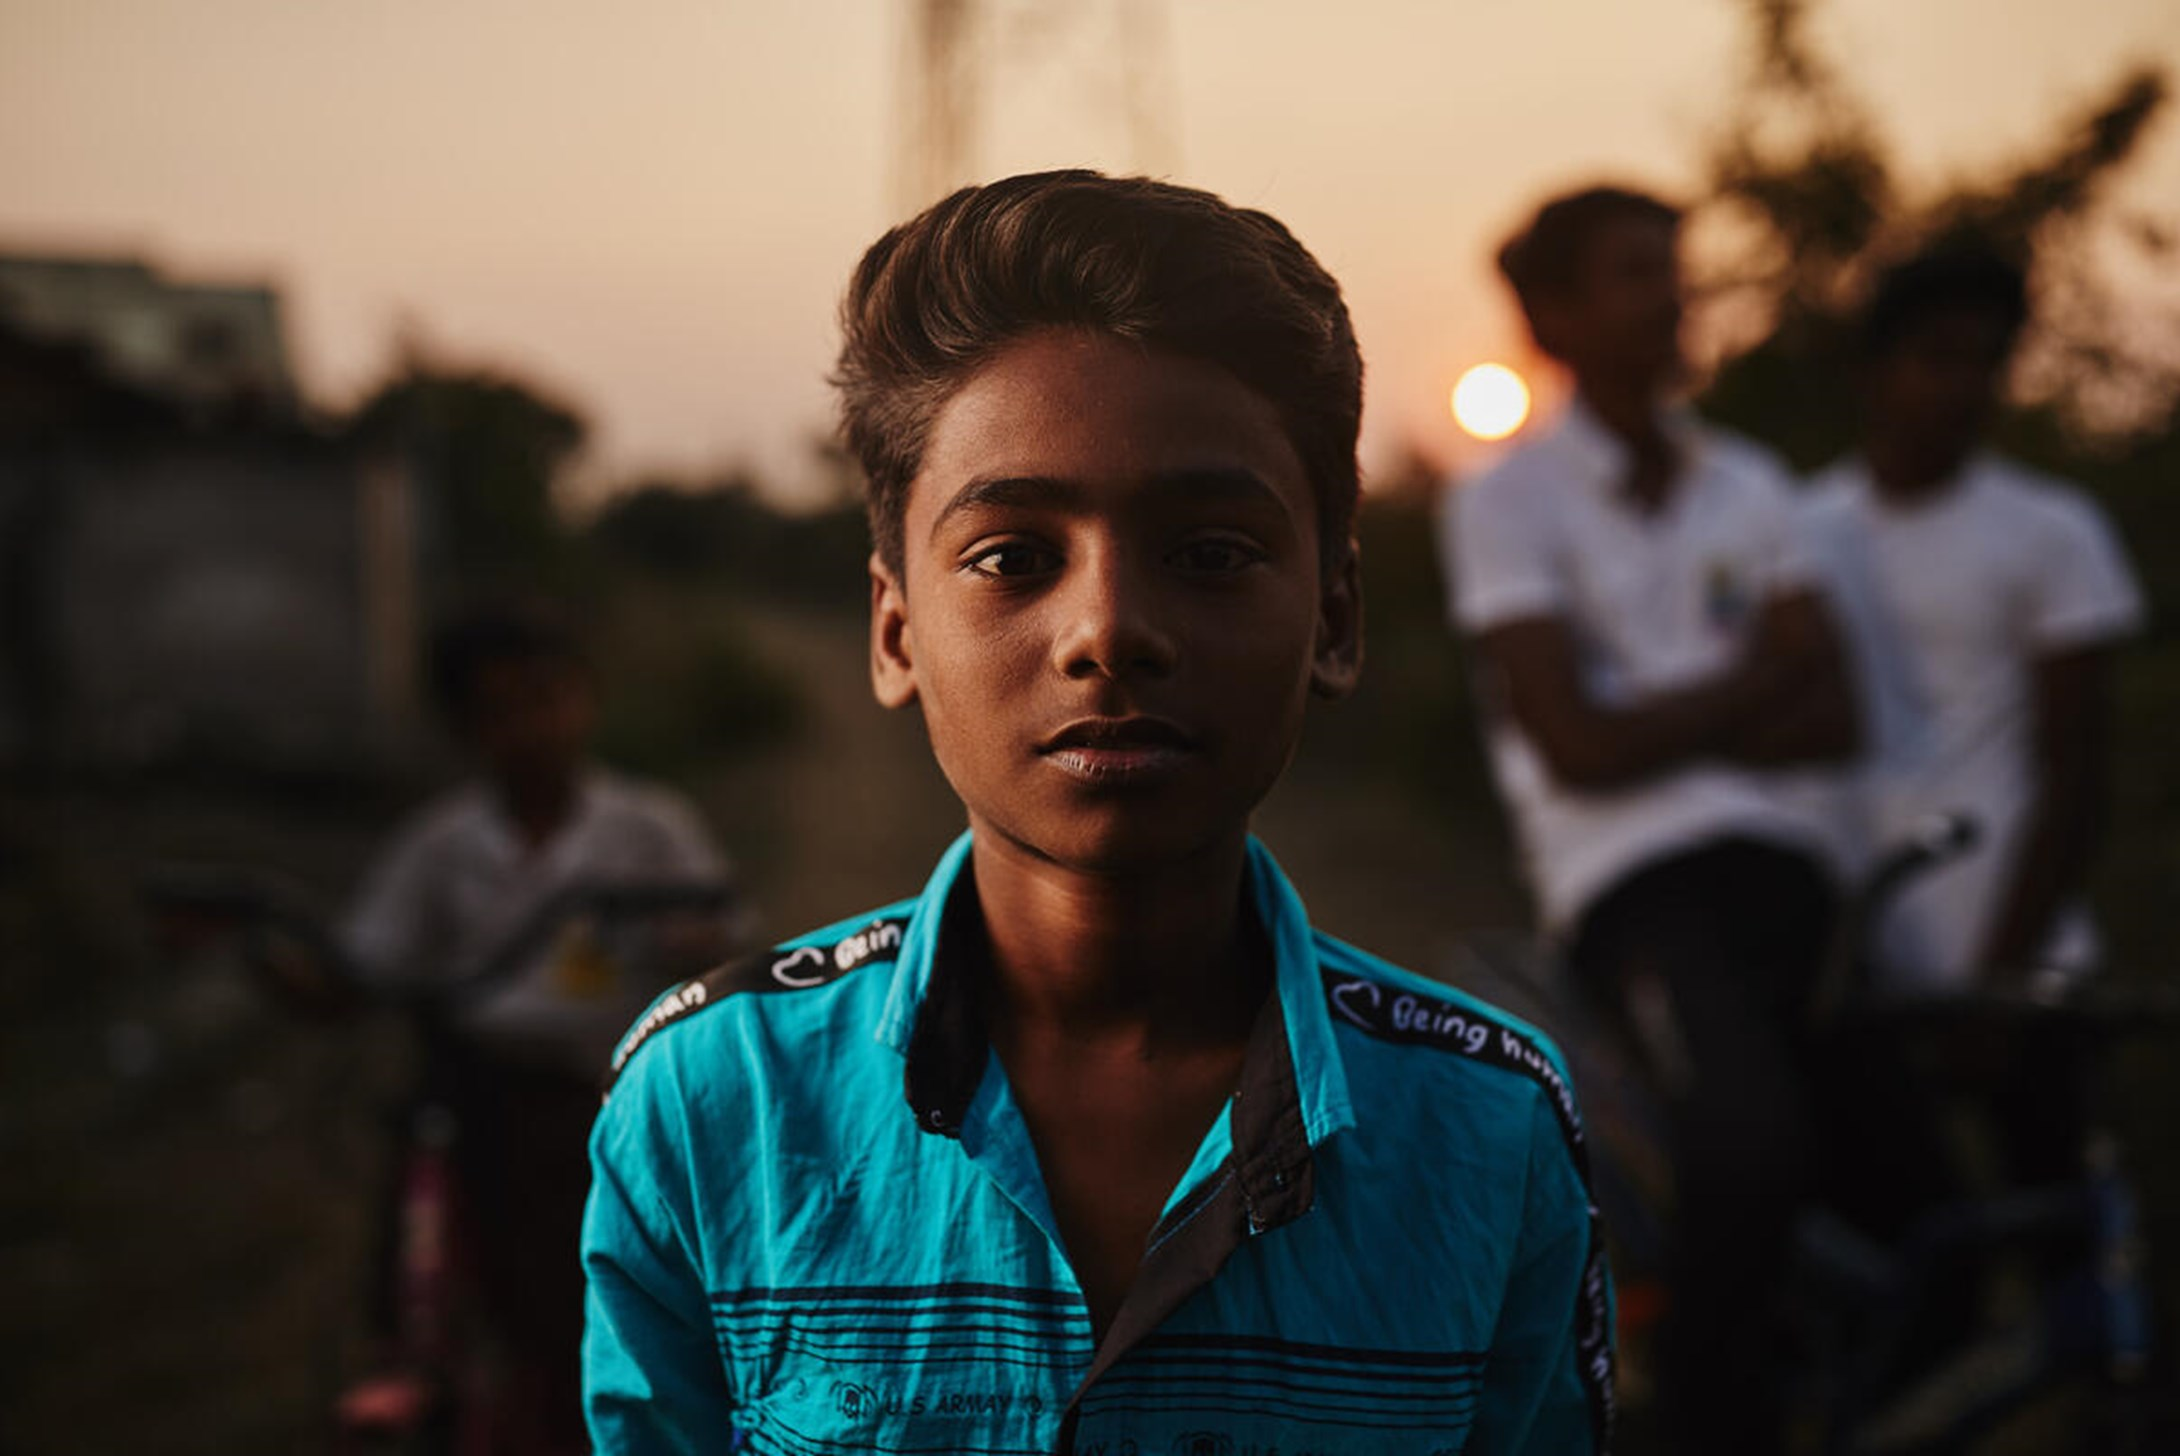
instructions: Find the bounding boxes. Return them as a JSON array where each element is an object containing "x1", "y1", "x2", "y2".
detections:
[
  {"x1": 930, "y1": 475, "x2": 1085, "y2": 539},
  {"x1": 929, "y1": 467, "x2": 1287, "y2": 542}
]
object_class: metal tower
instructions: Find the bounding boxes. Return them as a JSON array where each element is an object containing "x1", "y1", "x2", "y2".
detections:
[{"x1": 894, "y1": 0, "x2": 1177, "y2": 216}]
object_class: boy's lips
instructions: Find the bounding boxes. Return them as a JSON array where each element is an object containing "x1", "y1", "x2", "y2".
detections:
[{"x1": 1036, "y1": 716, "x2": 1201, "y2": 784}]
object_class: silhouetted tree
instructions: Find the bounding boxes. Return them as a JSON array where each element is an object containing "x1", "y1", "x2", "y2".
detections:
[
  {"x1": 1692, "y1": 0, "x2": 2175, "y2": 467},
  {"x1": 1685, "y1": 0, "x2": 2180, "y2": 1037},
  {"x1": 348, "y1": 360, "x2": 587, "y2": 591},
  {"x1": 588, "y1": 475, "x2": 872, "y2": 613}
]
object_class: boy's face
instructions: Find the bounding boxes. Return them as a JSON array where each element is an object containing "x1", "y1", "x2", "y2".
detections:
[
  {"x1": 870, "y1": 328, "x2": 1361, "y2": 874},
  {"x1": 1534, "y1": 213, "x2": 1684, "y2": 393},
  {"x1": 465, "y1": 654, "x2": 592, "y2": 799},
  {"x1": 1868, "y1": 306, "x2": 2012, "y2": 467}
]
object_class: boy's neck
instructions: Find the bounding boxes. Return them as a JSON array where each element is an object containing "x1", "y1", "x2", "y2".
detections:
[
  {"x1": 1574, "y1": 374, "x2": 1668, "y2": 445},
  {"x1": 1574, "y1": 376, "x2": 1678, "y2": 511},
  {"x1": 1865, "y1": 431, "x2": 1975, "y2": 504},
  {"x1": 967, "y1": 826, "x2": 1269, "y2": 1053},
  {"x1": 495, "y1": 769, "x2": 582, "y2": 851}
]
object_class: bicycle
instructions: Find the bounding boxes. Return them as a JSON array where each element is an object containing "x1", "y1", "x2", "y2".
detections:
[
  {"x1": 1446, "y1": 816, "x2": 2180, "y2": 1453},
  {"x1": 1786, "y1": 824, "x2": 2178, "y2": 1453},
  {"x1": 145, "y1": 868, "x2": 738, "y2": 1456}
]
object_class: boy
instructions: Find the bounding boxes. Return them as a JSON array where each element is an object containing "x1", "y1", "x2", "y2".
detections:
[
  {"x1": 1802, "y1": 244, "x2": 2142, "y2": 990},
  {"x1": 584, "y1": 171, "x2": 1612, "y2": 1455},
  {"x1": 1438, "y1": 185, "x2": 1855, "y2": 1451},
  {"x1": 1798, "y1": 245, "x2": 2143, "y2": 1226},
  {"x1": 344, "y1": 600, "x2": 736, "y2": 1450},
  {"x1": 346, "y1": 601, "x2": 738, "y2": 1075}
]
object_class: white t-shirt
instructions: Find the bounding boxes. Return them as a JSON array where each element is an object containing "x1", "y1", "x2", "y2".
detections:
[
  {"x1": 1440, "y1": 399, "x2": 1835, "y2": 932},
  {"x1": 344, "y1": 769, "x2": 735, "y2": 1074},
  {"x1": 1797, "y1": 453, "x2": 2143, "y2": 988}
]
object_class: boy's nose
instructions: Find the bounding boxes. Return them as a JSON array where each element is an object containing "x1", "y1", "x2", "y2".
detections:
[{"x1": 1051, "y1": 548, "x2": 1178, "y2": 683}]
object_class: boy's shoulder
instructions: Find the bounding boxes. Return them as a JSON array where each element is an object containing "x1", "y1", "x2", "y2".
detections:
[
  {"x1": 1696, "y1": 422, "x2": 1795, "y2": 490},
  {"x1": 1970, "y1": 453, "x2": 2112, "y2": 534},
  {"x1": 1459, "y1": 422, "x2": 1567, "y2": 508},
  {"x1": 602, "y1": 898, "x2": 916, "y2": 1095},
  {"x1": 585, "y1": 767, "x2": 701, "y2": 822},
  {"x1": 1798, "y1": 455, "x2": 1864, "y2": 510},
  {"x1": 1311, "y1": 931, "x2": 1585, "y2": 1148},
  {"x1": 370, "y1": 783, "x2": 498, "y2": 872},
  {"x1": 576, "y1": 769, "x2": 721, "y2": 852},
  {"x1": 1315, "y1": 933, "x2": 1570, "y2": 1072}
]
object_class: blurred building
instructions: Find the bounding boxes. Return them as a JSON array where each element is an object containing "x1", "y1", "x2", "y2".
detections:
[
  {"x1": 0, "y1": 253, "x2": 295, "y2": 424},
  {"x1": 0, "y1": 252, "x2": 420, "y2": 778}
]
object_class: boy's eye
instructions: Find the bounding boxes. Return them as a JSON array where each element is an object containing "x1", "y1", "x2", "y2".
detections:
[
  {"x1": 964, "y1": 542, "x2": 1059, "y2": 579},
  {"x1": 1169, "y1": 536, "x2": 1263, "y2": 574}
]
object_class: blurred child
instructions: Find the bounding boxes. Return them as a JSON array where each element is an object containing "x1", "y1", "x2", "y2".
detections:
[
  {"x1": 1440, "y1": 185, "x2": 1859, "y2": 1452},
  {"x1": 1802, "y1": 244, "x2": 2142, "y2": 992},
  {"x1": 344, "y1": 598, "x2": 738, "y2": 1452},
  {"x1": 1798, "y1": 245, "x2": 2143, "y2": 1236},
  {"x1": 346, "y1": 600, "x2": 738, "y2": 1073}
]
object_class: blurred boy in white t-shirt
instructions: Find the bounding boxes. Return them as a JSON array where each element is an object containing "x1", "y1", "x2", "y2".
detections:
[
  {"x1": 1801, "y1": 245, "x2": 2143, "y2": 991},
  {"x1": 341, "y1": 599, "x2": 739, "y2": 1452},
  {"x1": 1442, "y1": 184, "x2": 1861, "y2": 1454},
  {"x1": 344, "y1": 605, "x2": 738, "y2": 1075}
]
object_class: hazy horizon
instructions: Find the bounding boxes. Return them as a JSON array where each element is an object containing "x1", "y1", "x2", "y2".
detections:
[{"x1": 6, "y1": 0, "x2": 2176, "y2": 506}]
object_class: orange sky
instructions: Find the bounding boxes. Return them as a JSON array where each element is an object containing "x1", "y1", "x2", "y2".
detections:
[{"x1": 5, "y1": 0, "x2": 2176, "y2": 505}]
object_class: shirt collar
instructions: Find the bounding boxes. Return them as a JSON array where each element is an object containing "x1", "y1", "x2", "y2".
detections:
[
  {"x1": 472, "y1": 768, "x2": 604, "y2": 866},
  {"x1": 875, "y1": 831, "x2": 1356, "y2": 1154},
  {"x1": 1844, "y1": 449, "x2": 1994, "y2": 516}
]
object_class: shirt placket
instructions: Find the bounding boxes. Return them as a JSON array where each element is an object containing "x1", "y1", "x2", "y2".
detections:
[{"x1": 1059, "y1": 991, "x2": 1319, "y2": 1454}]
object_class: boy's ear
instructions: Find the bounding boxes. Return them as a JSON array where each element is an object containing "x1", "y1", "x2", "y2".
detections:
[
  {"x1": 869, "y1": 553, "x2": 919, "y2": 709},
  {"x1": 1311, "y1": 537, "x2": 1363, "y2": 700}
]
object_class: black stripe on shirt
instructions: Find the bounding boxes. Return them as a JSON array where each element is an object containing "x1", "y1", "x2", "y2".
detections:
[
  {"x1": 745, "y1": 1415, "x2": 1046, "y2": 1456},
  {"x1": 711, "y1": 1281, "x2": 1086, "y2": 1311},
  {"x1": 1129, "y1": 1330, "x2": 1486, "y2": 1369},
  {"x1": 1090, "y1": 1362, "x2": 1482, "y2": 1402},
  {"x1": 1320, "y1": 967, "x2": 1617, "y2": 1449},
  {"x1": 1081, "y1": 1375, "x2": 1479, "y2": 1422},
  {"x1": 603, "y1": 915, "x2": 911, "y2": 1093}
]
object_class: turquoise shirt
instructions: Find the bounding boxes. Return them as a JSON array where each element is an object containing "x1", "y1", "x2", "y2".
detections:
[{"x1": 585, "y1": 834, "x2": 1613, "y2": 1455}]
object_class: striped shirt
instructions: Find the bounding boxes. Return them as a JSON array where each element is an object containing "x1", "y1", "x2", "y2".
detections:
[{"x1": 584, "y1": 833, "x2": 1612, "y2": 1454}]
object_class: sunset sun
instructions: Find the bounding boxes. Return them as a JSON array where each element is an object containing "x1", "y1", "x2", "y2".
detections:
[{"x1": 1451, "y1": 363, "x2": 1531, "y2": 441}]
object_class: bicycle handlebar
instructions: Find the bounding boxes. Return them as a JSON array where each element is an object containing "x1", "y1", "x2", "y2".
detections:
[
  {"x1": 1806, "y1": 809, "x2": 2180, "y2": 1038},
  {"x1": 448, "y1": 880, "x2": 736, "y2": 1003},
  {"x1": 141, "y1": 864, "x2": 363, "y2": 997},
  {"x1": 1811, "y1": 812, "x2": 1981, "y2": 1023},
  {"x1": 140, "y1": 867, "x2": 739, "y2": 1010}
]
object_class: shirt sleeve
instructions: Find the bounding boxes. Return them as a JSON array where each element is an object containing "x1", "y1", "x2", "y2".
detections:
[
  {"x1": 584, "y1": 1068, "x2": 738, "y2": 1454},
  {"x1": 2024, "y1": 493, "x2": 2144, "y2": 653},
  {"x1": 1443, "y1": 469, "x2": 1565, "y2": 633},
  {"x1": 1463, "y1": 1090, "x2": 1614, "y2": 1455}
]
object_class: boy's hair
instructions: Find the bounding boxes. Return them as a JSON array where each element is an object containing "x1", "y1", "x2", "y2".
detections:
[
  {"x1": 1496, "y1": 184, "x2": 1682, "y2": 317},
  {"x1": 833, "y1": 169, "x2": 1363, "y2": 576},
  {"x1": 1861, "y1": 242, "x2": 2030, "y2": 361},
  {"x1": 426, "y1": 598, "x2": 587, "y2": 723}
]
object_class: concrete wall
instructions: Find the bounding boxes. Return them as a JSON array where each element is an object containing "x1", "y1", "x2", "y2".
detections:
[{"x1": 2, "y1": 441, "x2": 420, "y2": 774}]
